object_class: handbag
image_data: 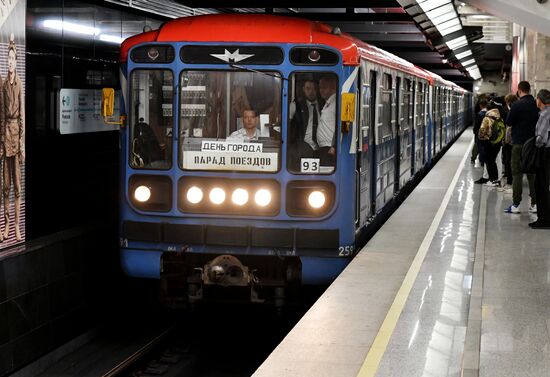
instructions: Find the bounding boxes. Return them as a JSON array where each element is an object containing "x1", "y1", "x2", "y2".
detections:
[{"x1": 521, "y1": 137, "x2": 536, "y2": 174}]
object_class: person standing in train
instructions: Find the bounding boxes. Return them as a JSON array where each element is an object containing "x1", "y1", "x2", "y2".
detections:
[
  {"x1": 317, "y1": 75, "x2": 337, "y2": 166},
  {"x1": 530, "y1": 89, "x2": 550, "y2": 229},
  {"x1": 2, "y1": 34, "x2": 24, "y2": 241},
  {"x1": 289, "y1": 79, "x2": 323, "y2": 164},
  {"x1": 504, "y1": 81, "x2": 538, "y2": 214}
]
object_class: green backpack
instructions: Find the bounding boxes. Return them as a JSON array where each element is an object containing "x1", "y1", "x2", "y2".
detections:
[{"x1": 486, "y1": 115, "x2": 505, "y2": 144}]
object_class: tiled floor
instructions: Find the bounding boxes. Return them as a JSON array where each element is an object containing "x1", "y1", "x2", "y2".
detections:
[{"x1": 254, "y1": 131, "x2": 550, "y2": 377}]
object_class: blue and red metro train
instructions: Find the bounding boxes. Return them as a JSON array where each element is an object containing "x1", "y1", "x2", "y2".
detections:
[{"x1": 114, "y1": 14, "x2": 473, "y2": 306}]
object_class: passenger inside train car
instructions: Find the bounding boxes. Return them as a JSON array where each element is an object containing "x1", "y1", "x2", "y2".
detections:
[
  {"x1": 129, "y1": 70, "x2": 173, "y2": 169},
  {"x1": 287, "y1": 72, "x2": 337, "y2": 174}
]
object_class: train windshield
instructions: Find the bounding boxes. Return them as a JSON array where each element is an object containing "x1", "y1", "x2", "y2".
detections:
[
  {"x1": 129, "y1": 70, "x2": 174, "y2": 169},
  {"x1": 179, "y1": 70, "x2": 282, "y2": 172}
]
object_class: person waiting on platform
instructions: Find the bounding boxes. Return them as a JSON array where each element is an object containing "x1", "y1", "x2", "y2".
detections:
[
  {"x1": 500, "y1": 93, "x2": 519, "y2": 191},
  {"x1": 478, "y1": 104, "x2": 503, "y2": 187},
  {"x1": 529, "y1": 89, "x2": 550, "y2": 229},
  {"x1": 504, "y1": 81, "x2": 539, "y2": 214},
  {"x1": 229, "y1": 109, "x2": 259, "y2": 141},
  {"x1": 473, "y1": 99, "x2": 489, "y2": 183},
  {"x1": 317, "y1": 75, "x2": 337, "y2": 166}
]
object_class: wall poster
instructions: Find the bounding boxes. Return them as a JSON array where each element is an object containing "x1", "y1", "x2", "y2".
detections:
[{"x1": 0, "y1": 0, "x2": 25, "y2": 249}]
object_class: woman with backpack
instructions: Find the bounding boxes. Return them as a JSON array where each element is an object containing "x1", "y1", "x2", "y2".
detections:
[{"x1": 478, "y1": 105, "x2": 504, "y2": 187}]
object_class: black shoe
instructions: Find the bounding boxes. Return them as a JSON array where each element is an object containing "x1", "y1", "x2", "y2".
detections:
[
  {"x1": 474, "y1": 178, "x2": 489, "y2": 184},
  {"x1": 529, "y1": 221, "x2": 550, "y2": 229}
]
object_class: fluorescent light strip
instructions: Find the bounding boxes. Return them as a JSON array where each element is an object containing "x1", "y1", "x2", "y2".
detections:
[
  {"x1": 43, "y1": 19, "x2": 100, "y2": 36},
  {"x1": 455, "y1": 50, "x2": 472, "y2": 59},
  {"x1": 425, "y1": 3, "x2": 455, "y2": 19},
  {"x1": 437, "y1": 24, "x2": 462, "y2": 36},
  {"x1": 418, "y1": 0, "x2": 452, "y2": 12}
]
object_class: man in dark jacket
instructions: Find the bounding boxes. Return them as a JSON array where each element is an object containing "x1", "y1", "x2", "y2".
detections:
[
  {"x1": 288, "y1": 79, "x2": 323, "y2": 171},
  {"x1": 504, "y1": 81, "x2": 539, "y2": 214}
]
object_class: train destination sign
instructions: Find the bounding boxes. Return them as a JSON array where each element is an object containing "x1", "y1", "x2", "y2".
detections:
[
  {"x1": 183, "y1": 149, "x2": 278, "y2": 172},
  {"x1": 201, "y1": 140, "x2": 263, "y2": 153}
]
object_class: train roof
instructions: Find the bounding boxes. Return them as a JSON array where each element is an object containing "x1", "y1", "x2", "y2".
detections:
[{"x1": 120, "y1": 14, "x2": 467, "y2": 92}]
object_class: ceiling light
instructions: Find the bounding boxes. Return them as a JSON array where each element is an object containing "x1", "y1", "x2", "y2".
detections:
[
  {"x1": 418, "y1": 0, "x2": 452, "y2": 12},
  {"x1": 461, "y1": 58, "x2": 476, "y2": 66},
  {"x1": 425, "y1": 3, "x2": 455, "y2": 19},
  {"x1": 43, "y1": 20, "x2": 100, "y2": 36},
  {"x1": 437, "y1": 24, "x2": 462, "y2": 36},
  {"x1": 446, "y1": 35, "x2": 468, "y2": 49},
  {"x1": 455, "y1": 50, "x2": 472, "y2": 60}
]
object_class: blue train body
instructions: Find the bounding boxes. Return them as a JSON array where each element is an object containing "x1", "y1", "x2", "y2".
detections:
[{"x1": 116, "y1": 14, "x2": 473, "y2": 306}]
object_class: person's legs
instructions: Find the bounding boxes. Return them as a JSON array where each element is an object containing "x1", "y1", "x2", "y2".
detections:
[
  {"x1": 486, "y1": 143, "x2": 499, "y2": 181},
  {"x1": 3, "y1": 157, "x2": 12, "y2": 239},
  {"x1": 471, "y1": 139, "x2": 478, "y2": 163},
  {"x1": 503, "y1": 144, "x2": 513, "y2": 185},
  {"x1": 511, "y1": 144, "x2": 523, "y2": 206},
  {"x1": 531, "y1": 150, "x2": 550, "y2": 226},
  {"x1": 14, "y1": 154, "x2": 21, "y2": 241},
  {"x1": 527, "y1": 173, "x2": 537, "y2": 206}
]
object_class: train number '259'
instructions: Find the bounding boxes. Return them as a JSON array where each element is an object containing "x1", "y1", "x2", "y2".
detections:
[{"x1": 338, "y1": 245, "x2": 355, "y2": 257}]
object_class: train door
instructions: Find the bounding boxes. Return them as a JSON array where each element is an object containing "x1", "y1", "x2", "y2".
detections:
[
  {"x1": 357, "y1": 65, "x2": 376, "y2": 226},
  {"x1": 414, "y1": 81, "x2": 425, "y2": 174},
  {"x1": 399, "y1": 78, "x2": 413, "y2": 188},
  {"x1": 426, "y1": 84, "x2": 433, "y2": 163},
  {"x1": 394, "y1": 76, "x2": 401, "y2": 192},
  {"x1": 432, "y1": 87, "x2": 438, "y2": 156},
  {"x1": 375, "y1": 72, "x2": 395, "y2": 210}
]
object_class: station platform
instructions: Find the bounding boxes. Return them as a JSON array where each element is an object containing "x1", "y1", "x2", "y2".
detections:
[{"x1": 254, "y1": 130, "x2": 550, "y2": 377}]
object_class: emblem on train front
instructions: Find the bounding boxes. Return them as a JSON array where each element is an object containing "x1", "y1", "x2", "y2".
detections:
[{"x1": 210, "y1": 49, "x2": 254, "y2": 63}]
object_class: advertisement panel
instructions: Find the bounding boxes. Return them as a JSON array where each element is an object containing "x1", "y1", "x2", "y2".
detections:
[{"x1": 0, "y1": 0, "x2": 25, "y2": 249}]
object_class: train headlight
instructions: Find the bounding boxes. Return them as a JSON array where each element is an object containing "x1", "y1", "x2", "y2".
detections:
[
  {"x1": 308, "y1": 190, "x2": 326, "y2": 209},
  {"x1": 129, "y1": 175, "x2": 172, "y2": 212},
  {"x1": 186, "y1": 186, "x2": 203, "y2": 204},
  {"x1": 134, "y1": 185, "x2": 151, "y2": 202},
  {"x1": 286, "y1": 181, "x2": 335, "y2": 217},
  {"x1": 232, "y1": 188, "x2": 249, "y2": 206},
  {"x1": 209, "y1": 187, "x2": 226, "y2": 205},
  {"x1": 254, "y1": 189, "x2": 272, "y2": 207}
]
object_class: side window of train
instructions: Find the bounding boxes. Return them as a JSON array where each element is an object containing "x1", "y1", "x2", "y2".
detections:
[
  {"x1": 360, "y1": 69, "x2": 375, "y2": 150},
  {"x1": 380, "y1": 73, "x2": 392, "y2": 140},
  {"x1": 287, "y1": 71, "x2": 338, "y2": 174},
  {"x1": 129, "y1": 70, "x2": 174, "y2": 169},
  {"x1": 403, "y1": 79, "x2": 412, "y2": 130}
]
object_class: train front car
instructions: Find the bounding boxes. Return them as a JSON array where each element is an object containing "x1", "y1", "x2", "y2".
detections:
[{"x1": 118, "y1": 15, "x2": 359, "y2": 307}]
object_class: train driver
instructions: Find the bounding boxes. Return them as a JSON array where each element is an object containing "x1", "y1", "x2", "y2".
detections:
[{"x1": 229, "y1": 109, "x2": 259, "y2": 141}]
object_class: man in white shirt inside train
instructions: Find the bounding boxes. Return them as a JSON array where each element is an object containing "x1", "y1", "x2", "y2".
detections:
[
  {"x1": 317, "y1": 75, "x2": 337, "y2": 166},
  {"x1": 230, "y1": 109, "x2": 259, "y2": 141}
]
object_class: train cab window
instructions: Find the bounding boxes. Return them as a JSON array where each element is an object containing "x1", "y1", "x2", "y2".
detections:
[
  {"x1": 287, "y1": 72, "x2": 338, "y2": 174},
  {"x1": 129, "y1": 70, "x2": 174, "y2": 169},
  {"x1": 179, "y1": 70, "x2": 282, "y2": 172}
]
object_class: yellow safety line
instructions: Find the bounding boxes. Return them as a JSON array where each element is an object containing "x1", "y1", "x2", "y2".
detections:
[{"x1": 356, "y1": 136, "x2": 474, "y2": 377}]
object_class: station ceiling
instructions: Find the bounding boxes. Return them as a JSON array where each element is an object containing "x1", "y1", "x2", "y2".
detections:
[{"x1": 101, "y1": 1, "x2": 513, "y2": 89}]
